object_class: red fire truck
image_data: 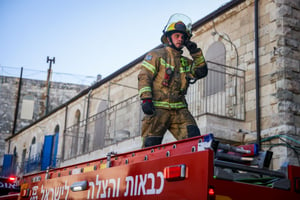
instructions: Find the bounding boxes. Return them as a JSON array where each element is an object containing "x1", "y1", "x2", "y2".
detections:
[
  {"x1": 0, "y1": 176, "x2": 20, "y2": 200},
  {"x1": 6, "y1": 134, "x2": 300, "y2": 199}
]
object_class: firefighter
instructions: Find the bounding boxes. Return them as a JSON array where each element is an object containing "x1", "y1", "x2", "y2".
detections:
[{"x1": 138, "y1": 14, "x2": 208, "y2": 147}]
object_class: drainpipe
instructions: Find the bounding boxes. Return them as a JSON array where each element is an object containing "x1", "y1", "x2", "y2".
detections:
[
  {"x1": 12, "y1": 67, "x2": 23, "y2": 135},
  {"x1": 83, "y1": 89, "x2": 92, "y2": 153},
  {"x1": 255, "y1": 0, "x2": 261, "y2": 150}
]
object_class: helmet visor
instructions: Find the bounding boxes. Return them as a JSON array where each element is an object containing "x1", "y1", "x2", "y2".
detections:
[
  {"x1": 161, "y1": 13, "x2": 192, "y2": 44},
  {"x1": 163, "y1": 13, "x2": 192, "y2": 36}
]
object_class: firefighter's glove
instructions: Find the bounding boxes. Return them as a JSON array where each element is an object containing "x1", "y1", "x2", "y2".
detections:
[
  {"x1": 185, "y1": 40, "x2": 200, "y2": 54},
  {"x1": 194, "y1": 65, "x2": 208, "y2": 79},
  {"x1": 141, "y1": 99, "x2": 155, "y2": 115}
]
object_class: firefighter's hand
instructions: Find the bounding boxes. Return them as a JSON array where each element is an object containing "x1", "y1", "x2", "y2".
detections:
[
  {"x1": 195, "y1": 65, "x2": 208, "y2": 79},
  {"x1": 141, "y1": 99, "x2": 155, "y2": 115},
  {"x1": 185, "y1": 40, "x2": 200, "y2": 54}
]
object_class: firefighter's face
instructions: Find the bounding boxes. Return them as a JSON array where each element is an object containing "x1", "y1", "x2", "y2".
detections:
[{"x1": 169, "y1": 32, "x2": 185, "y2": 49}]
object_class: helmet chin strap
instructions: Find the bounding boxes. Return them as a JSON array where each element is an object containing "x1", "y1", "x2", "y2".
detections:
[{"x1": 167, "y1": 35, "x2": 183, "y2": 52}]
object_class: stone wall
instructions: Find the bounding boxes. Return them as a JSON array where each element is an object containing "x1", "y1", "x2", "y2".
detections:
[
  {"x1": 0, "y1": 76, "x2": 88, "y2": 167},
  {"x1": 271, "y1": 0, "x2": 300, "y2": 168},
  {"x1": 243, "y1": 0, "x2": 300, "y2": 168},
  {"x1": 191, "y1": 0, "x2": 300, "y2": 168}
]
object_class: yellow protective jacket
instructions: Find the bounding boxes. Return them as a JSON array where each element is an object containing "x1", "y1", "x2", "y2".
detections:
[{"x1": 138, "y1": 46, "x2": 207, "y2": 110}]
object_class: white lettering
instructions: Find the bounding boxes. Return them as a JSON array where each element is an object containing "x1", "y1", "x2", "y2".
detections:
[
  {"x1": 49, "y1": 188, "x2": 54, "y2": 199},
  {"x1": 41, "y1": 185, "x2": 49, "y2": 200},
  {"x1": 147, "y1": 173, "x2": 155, "y2": 195},
  {"x1": 116, "y1": 178, "x2": 120, "y2": 197},
  {"x1": 87, "y1": 176, "x2": 121, "y2": 199},
  {"x1": 124, "y1": 176, "x2": 134, "y2": 196},
  {"x1": 54, "y1": 186, "x2": 64, "y2": 200},
  {"x1": 40, "y1": 181, "x2": 70, "y2": 200},
  {"x1": 109, "y1": 179, "x2": 116, "y2": 197},
  {"x1": 96, "y1": 175, "x2": 101, "y2": 198},
  {"x1": 100, "y1": 179, "x2": 108, "y2": 198},
  {"x1": 30, "y1": 186, "x2": 39, "y2": 200},
  {"x1": 28, "y1": 171, "x2": 163, "y2": 199},
  {"x1": 0, "y1": 181, "x2": 17, "y2": 189},
  {"x1": 123, "y1": 171, "x2": 165, "y2": 197},
  {"x1": 138, "y1": 174, "x2": 147, "y2": 195},
  {"x1": 87, "y1": 182, "x2": 95, "y2": 199},
  {"x1": 156, "y1": 171, "x2": 164, "y2": 194},
  {"x1": 64, "y1": 181, "x2": 70, "y2": 200}
]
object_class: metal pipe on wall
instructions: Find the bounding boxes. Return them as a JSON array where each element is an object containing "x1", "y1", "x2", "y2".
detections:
[{"x1": 255, "y1": 0, "x2": 261, "y2": 150}]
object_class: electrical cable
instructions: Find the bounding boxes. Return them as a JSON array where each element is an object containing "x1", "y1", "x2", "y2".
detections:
[
  {"x1": 261, "y1": 134, "x2": 300, "y2": 165},
  {"x1": 261, "y1": 134, "x2": 300, "y2": 145}
]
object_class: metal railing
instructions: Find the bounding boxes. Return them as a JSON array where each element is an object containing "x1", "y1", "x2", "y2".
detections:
[
  {"x1": 23, "y1": 154, "x2": 41, "y2": 174},
  {"x1": 187, "y1": 61, "x2": 245, "y2": 120},
  {"x1": 15, "y1": 154, "x2": 61, "y2": 175}
]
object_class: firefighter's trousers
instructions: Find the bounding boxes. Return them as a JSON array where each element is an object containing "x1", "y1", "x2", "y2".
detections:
[{"x1": 141, "y1": 108, "x2": 200, "y2": 147}]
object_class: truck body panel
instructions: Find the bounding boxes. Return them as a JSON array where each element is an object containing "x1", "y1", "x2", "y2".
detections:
[{"x1": 11, "y1": 135, "x2": 300, "y2": 200}]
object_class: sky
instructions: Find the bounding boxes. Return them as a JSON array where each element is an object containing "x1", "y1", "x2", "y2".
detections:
[{"x1": 0, "y1": 0, "x2": 231, "y2": 82}]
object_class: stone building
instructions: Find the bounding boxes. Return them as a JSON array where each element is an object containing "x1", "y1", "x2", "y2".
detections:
[
  {"x1": 0, "y1": 72, "x2": 90, "y2": 174},
  {"x1": 2, "y1": 0, "x2": 300, "y2": 177}
]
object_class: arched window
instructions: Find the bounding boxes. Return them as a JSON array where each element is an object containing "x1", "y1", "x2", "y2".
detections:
[
  {"x1": 71, "y1": 110, "x2": 81, "y2": 156},
  {"x1": 21, "y1": 148, "x2": 26, "y2": 173},
  {"x1": 29, "y1": 137, "x2": 37, "y2": 160},
  {"x1": 205, "y1": 41, "x2": 226, "y2": 96},
  {"x1": 93, "y1": 101, "x2": 108, "y2": 150},
  {"x1": 13, "y1": 147, "x2": 17, "y2": 157},
  {"x1": 28, "y1": 136, "x2": 40, "y2": 173},
  {"x1": 54, "y1": 125, "x2": 59, "y2": 134},
  {"x1": 31, "y1": 137, "x2": 36, "y2": 145}
]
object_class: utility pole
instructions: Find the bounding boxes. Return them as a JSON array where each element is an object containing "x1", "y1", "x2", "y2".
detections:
[
  {"x1": 12, "y1": 67, "x2": 23, "y2": 135},
  {"x1": 46, "y1": 56, "x2": 55, "y2": 115}
]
